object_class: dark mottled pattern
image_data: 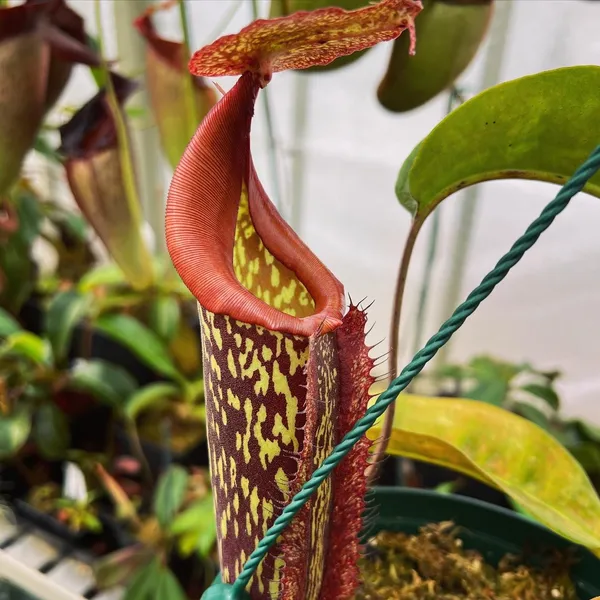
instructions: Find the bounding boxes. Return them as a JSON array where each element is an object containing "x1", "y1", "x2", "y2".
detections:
[{"x1": 200, "y1": 305, "x2": 373, "y2": 599}]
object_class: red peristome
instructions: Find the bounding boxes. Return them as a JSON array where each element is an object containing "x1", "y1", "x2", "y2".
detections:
[
  {"x1": 319, "y1": 305, "x2": 375, "y2": 598},
  {"x1": 166, "y1": 72, "x2": 344, "y2": 337},
  {"x1": 189, "y1": 0, "x2": 422, "y2": 80},
  {"x1": 278, "y1": 332, "x2": 340, "y2": 599}
]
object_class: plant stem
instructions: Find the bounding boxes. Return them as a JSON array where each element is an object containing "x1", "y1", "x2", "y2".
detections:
[
  {"x1": 409, "y1": 88, "x2": 464, "y2": 358},
  {"x1": 125, "y1": 419, "x2": 153, "y2": 486},
  {"x1": 434, "y1": 0, "x2": 514, "y2": 368},
  {"x1": 410, "y1": 209, "x2": 441, "y2": 358},
  {"x1": 251, "y1": 0, "x2": 283, "y2": 210},
  {"x1": 365, "y1": 220, "x2": 421, "y2": 484},
  {"x1": 113, "y1": 0, "x2": 165, "y2": 253},
  {"x1": 178, "y1": 0, "x2": 200, "y2": 139}
]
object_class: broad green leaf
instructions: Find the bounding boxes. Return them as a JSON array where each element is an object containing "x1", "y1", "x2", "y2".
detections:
[
  {"x1": 369, "y1": 394, "x2": 600, "y2": 553},
  {"x1": 155, "y1": 567, "x2": 187, "y2": 600},
  {"x1": 153, "y1": 465, "x2": 189, "y2": 529},
  {"x1": 466, "y1": 379, "x2": 507, "y2": 406},
  {"x1": 124, "y1": 383, "x2": 180, "y2": 421},
  {"x1": 0, "y1": 307, "x2": 21, "y2": 337},
  {"x1": 0, "y1": 331, "x2": 52, "y2": 366},
  {"x1": 148, "y1": 296, "x2": 180, "y2": 343},
  {"x1": 520, "y1": 383, "x2": 560, "y2": 411},
  {"x1": 78, "y1": 263, "x2": 126, "y2": 293},
  {"x1": 577, "y1": 420, "x2": 600, "y2": 443},
  {"x1": 173, "y1": 501, "x2": 217, "y2": 556},
  {"x1": 396, "y1": 67, "x2": 600, "y2": 219},
  {"x1": 122, "y1": 556, "x2": 162, "y2": 600},
  {"x1": 378, "y1": 0, "x2": 492, "y2": 112},
  {"x1": 45, "y1": 290, "x2": 91, "y2": 364},
  {"x1": 468, "y1": 355, "x2": 525, "y2": 383},
  {"x1": 0, "y1": 408, "x2": 32, "y2": 459},
  {"x1": 68, "y1": 359, "x2": 138, "y2": 408},
  {"x1": 95, "y1": 313, "x2": 182, "y2": 381},
  {"x1": 33, "y1": 403, "x2": 70, "y2": 459},
  {"x1": 569, "y1": 443, "x2": 600, "y2": 475}
]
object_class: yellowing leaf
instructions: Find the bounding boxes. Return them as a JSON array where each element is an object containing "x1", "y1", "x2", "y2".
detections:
[
  {"x1": 190, "y1": 0, "x2": 422, "y2": 80},
  {"x1": 368, "y1": 394, "x2": 600, "y2": 553}
]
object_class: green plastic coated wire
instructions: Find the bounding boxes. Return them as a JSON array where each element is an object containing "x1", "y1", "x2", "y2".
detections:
[{"x1": 210, "y1": 144, "x2": 600, "y2": 600}]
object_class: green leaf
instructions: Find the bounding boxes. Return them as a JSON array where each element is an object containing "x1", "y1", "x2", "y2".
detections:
[
  {"x1": 465, "y1": 379, "x2": 508, "y2": 406},
  {"x1": 569, "y1": 443, "x2": 600, "y2": 474},
  {"x1": 148, "y1": 296, "x2": 181, "y2": 343},
  {"x1": 511, "y1": 401, "x2": 550, "y2": 431},
  {"x1": 0, "y1": 331, "x2": 52, "y2": 366},
  {"x1": 124, "y1": 383, "x2": 180, "y2": 421},
  {"x1": 78, "y1": 263, "x2": 126, "y2": 293},
  {"x1": 508, "y1": 497, "x2": 536, "y2": 521},
  {"x1": 33, "y1": 403, "x2": 70, "y2": 460},
  {"x1": 369, "y1": 394, "x2": 600, "y2": 554},
  {"x1": 520, "y1": 383, "x2": 561, "y2": 411},
  {"x1": 433, "y1": 363, "x2": 466, "y2": 381},
  {"x1": 33, "y1": 135, "x2": 61, "y2": 163},
  {"x1": 170, "y1": 495, "x2": 217, "y2": 558},
  {"x1": 396, "y1": 66, "x2": 600, "y2": 219},
  {"x1": 575, "y1": 420, "x2": 600, "y2": 444},
  {"x1": 0, "y1": 307, "x2": 21, "y2": 338},
  {"x1": 95, "y1": 313, "x2": 182, "y2": 380},
  {"x1": 170, "y1": 493, "x2": 214, "y2": 534},
  {"x1": 155, "y1": 568, "x2": 187, "y2": 600},
  {"x1": 45, "y1": 290, "x2": 90, "y2": 364},
  {"x1": 81, "y1": 511, "x2": 103, "y2": 533},
  {"x1": 95, "y1": 546, "x2": 154, "y2": 590},
  {"x1": 433, "y1": 481, "x2": 458, "y2": 495},
  {"x1": 68, "y1": 359, "x2": 138, "y2": 408},
  {"x1": 122, "y1": 557, "x2": 162, "y2": 600},
  {"x1": 0, "y1": 408, "x2": 32, "y2": 459},
  {"x1": 153, "y1": 465, "x2": 189, "y2": 529}
]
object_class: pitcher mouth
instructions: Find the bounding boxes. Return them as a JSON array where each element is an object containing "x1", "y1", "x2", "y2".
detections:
[{"x1": 165, "y1": 72, "x2": 344, "y2": 337}]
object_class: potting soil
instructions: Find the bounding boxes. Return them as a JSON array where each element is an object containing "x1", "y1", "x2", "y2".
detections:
[{"x1": 357, "y1": 522, "x2": 577, "y2": 599}]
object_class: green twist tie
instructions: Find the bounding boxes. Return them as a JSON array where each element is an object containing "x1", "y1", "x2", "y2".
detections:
[{"x1": 202, "y1": 144, "x2": 600, "y2": 600}]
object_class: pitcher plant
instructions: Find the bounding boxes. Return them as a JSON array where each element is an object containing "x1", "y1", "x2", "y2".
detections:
[{"x1": 165, "y1": 1, "x2": 422, "y2": 597}]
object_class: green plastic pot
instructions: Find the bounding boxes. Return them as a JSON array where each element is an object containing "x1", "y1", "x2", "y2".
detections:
[
  {"x1": 367, "y1": 488, "x2": 600, "y2": 599},
  {"x1": 202, "y1": 487, "x2": 600, "y2": 599}
]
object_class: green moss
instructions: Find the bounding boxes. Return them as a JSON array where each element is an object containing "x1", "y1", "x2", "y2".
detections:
[{"x1": 357, "y1": 522, "x2": 577, "y2": 599}]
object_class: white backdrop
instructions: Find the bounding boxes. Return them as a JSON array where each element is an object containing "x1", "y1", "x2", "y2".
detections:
[{"x1": 48, "y1": 0, "x2": 600, "y2": 422}]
